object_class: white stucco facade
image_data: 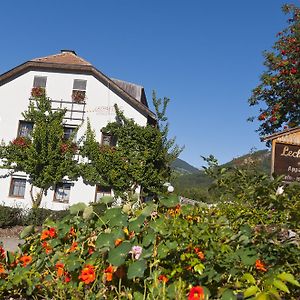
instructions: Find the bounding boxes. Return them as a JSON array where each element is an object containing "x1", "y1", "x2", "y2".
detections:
[{"x1": 0, "y1": 51, "x2": 154, "y2": 210}]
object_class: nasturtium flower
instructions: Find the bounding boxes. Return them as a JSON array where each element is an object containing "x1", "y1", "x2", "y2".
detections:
[
  {"x1": 255, "y1": 259, "x2": 267, "y2": 272},
  {"x1": 55, "y1": 262, "x2": 65, "y2": 277},
  {"x1": 130, "y1": 246, "x2": 142, "y2": 260},
  {"x1": 19, "y1": 255, "x2": 32, "y2": 267},
  {"x1": 158, "y1": 274, "x2": 169, "y2": 283},
  {"x1": 114, "y1": 238, "x2": 123, "y2": 247},
  {"x1": 79, "y1": 265, "x2": 96, "y2": 284},
  {"x1": 104, "y1": 265, "x2": 115, "y2": 282},
  {"x1": 0, "y1": 263, "x2": 5, "y2": 274},
  {"x1": 69, "y1": 242, "x2": 78, "y2": 252},
  {"x1": 188, "y1": 286, "x2": 205, "y2": 300}
]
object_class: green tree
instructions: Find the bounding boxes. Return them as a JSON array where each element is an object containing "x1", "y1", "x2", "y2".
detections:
[
  {"x1": 0, "y1": 90, "x2": 79, "y2": 207},
  {"x1": 81, "y1": 94, "x2": 181, "y2": 199},
  {"x1": 249, "y1": 4, "x2": 300, "y2": 136}
]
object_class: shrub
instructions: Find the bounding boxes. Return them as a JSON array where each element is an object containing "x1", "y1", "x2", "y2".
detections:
[
  {"x1": 23, "y1": 208, "x2": 69, "y2": 226},
  {"x1": 0, "y1": 205, "x2": 23, "y2": 228}
]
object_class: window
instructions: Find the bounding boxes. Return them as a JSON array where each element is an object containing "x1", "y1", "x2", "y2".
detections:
[
  {"x1": 101, "y1": 133, "x2": 117, "y2": 146},
  {"x1": 18, "y1": 121, "x2": 33, "y2": 138},
  {"x1": 63, "y1": 126, "x2": 77, "y2": 141},
  {"x1": 33, "y1": 76, "x2": 47, "y2": 88},
  {"x1": 53, "y1": 183, "x2": 72, "y2": 203},
  {"x1": 95, "y1": 185, "x2": 111, "y2": 202},
  {"x1": 72, "y1": 79, "x2": 87, "y2": 103},
  {"x1": 9, "y1": 178, "x2": 26, "y2": 198}
]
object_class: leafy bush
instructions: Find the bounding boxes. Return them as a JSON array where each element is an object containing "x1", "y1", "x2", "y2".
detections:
[
  {"x1": 0, "y1": 182, "x2": 299, "y2": 299},
  {"x1": 0, "y1": 205, "x2": 23, "y2": 228},
  {"x1": 23, "y1": 208, "x2": 69, "y2": 226}
]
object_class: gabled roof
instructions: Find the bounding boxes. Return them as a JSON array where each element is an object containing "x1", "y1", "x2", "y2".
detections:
[
  {"x1": 32, "y1": 50, "x2": 92, "y2": 66},
  {"x1": 263, "y1": 126, "x2": 300, "y2": 146},
  {"x1": 0, "y1": 50, "x2": 156, "y2": 121}
]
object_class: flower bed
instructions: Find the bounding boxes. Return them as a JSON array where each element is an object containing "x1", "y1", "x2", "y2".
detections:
[{"x1": 0, "y1": 193, "x2": 299, "y2": 299}]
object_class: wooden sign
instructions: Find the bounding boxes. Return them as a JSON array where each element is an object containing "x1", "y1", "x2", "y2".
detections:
[{"x1": 273, "y1": 142, "x2": 300, "y2": 182}]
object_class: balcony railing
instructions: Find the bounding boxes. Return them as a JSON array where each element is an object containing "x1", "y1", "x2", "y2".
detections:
[{"x1": 30, "y1": 98, "x2": 86, "y2": 122}]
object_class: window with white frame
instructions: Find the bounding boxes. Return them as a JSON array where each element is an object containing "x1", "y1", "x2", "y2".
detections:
[
  {"x1": 33, "y1": 76, "x2": 47, "y2": 88},
  {"x1": 9, "y1": 178, "x2": 26, "y2": 198},
  {"x1": 95, "y1": 185, "x2": 111, "y2": 202},
  {"x1": 18, "y1": 121, "x2": 34, "y2": 138},
  {"x1": 53, "y1": 183, "x2": 72, "y2": 203},
  {"x1": 72, "y1": 79, "x2": 87, "y2": 103}
]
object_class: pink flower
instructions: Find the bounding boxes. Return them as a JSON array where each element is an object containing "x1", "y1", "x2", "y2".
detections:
[{"x1": 130, "y1": 246, "x2": 142, "y2": 260}]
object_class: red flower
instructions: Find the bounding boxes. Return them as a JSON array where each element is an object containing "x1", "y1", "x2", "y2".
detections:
[
  {"x1": 188, "y1": 286, "x2": 205, "y2": 300},
  {"x1": 194, "y1": 248, "x2": 205, "y2": 261},
  {"x1": 42, "y1": 241, "x2": 52, "y2": 254},
  {"x1": 69, "y1": 227, "x2": 76, "y2": 237},
  {"x1": 0, "y1": 247, "x2": 5, "y2": 259},
  {"x1": 64, "y1": 273, "x2": 71, "y2": 283},
  {"x1": 158, "y1": 274, "x2": 169, "y2": 283},
  {"x1": 281, "y1": 50, "x2": 287, "y2": 55},
  {"x1": 79, "y1": 265, "x2": 96, "y2": 284},
  {"x1": 69, "y1": 242, "x2": 78, "y2": 252},
  {"x1": 88, "y1": 247, "x2": 94, "y2": 255},
  {"x1": 19, "y1": 255, "x2": 32, "y2": 267},
  {"x1": 290, "y1": 67, "x2": 297, "y2": 74},
  {"x1": 12, "y1": 137, "x2": 29, "y2": 148},
  {"x1": 255, "y1": 259, "x2": 267, "y2": 272},
  {"x1": 31, "y1": 87, "x2": 45, "y2": 98},
  {"x1": 41, "y1": 227, "x2": 56, "y2": 240}
]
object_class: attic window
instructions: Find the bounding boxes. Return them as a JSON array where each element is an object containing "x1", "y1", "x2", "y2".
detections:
[
  {"x1": 33, "y1": 76, "x2": 47, "y2": 88},
  {"x1": 101, "y1": 132, "x2": 117, "y2": 146},
  {"x1": 72, "y1": 79, "x2": 87, "y2": 103}
]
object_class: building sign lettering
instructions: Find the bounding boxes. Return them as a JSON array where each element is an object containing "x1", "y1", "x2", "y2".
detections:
[{"x1": 274, "y1": 142, "x2": 300, "y2": 182}]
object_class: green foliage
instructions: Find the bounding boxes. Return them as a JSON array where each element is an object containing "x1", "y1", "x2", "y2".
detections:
[
  {"x1": 0, "y1": 167, "x2": 299, "y2": 299},
  {"x1": 81, "y1": 96, "x2": 180, "y2": 198},
  {"x1": 0, "y1": 205, "x2": 69, "y2": 227},
  {"x1": 0, "y1": 91, "x2": 79, "y2": 207},
  {"x1": 249, "y1": 4, "x2": 300, "y2": 135},
  {"x1": 0, "y1": 205, "x2": 23, "y2": 227}
]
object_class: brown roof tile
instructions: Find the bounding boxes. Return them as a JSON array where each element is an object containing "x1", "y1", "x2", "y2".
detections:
[{"x1": 31, "y1": 50, "x2": 91, "y2": 66}]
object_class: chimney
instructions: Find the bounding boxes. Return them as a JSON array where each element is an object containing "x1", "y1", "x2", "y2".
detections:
[{"x1": 60, "y1": 49, "x2": 77, "y2": 55}]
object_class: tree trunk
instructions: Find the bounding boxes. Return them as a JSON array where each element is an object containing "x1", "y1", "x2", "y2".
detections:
[{"x1": 30, "y1": 185, "x2": 44, "y2": 208}]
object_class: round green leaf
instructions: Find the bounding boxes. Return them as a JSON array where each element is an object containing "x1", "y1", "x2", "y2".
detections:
[
  {"x1": 108, "y1": 241, "x2": 131, "y2": 267},
  {"x1": 127, "y1": 260, "x2": 147, "y2": 279}
]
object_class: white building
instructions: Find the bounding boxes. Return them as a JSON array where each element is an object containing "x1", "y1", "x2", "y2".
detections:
[{"x1": 0, "y1": 50, "x2": 156, "y2": 210}]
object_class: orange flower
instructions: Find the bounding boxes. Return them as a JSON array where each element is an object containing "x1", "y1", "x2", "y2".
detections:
[
  {"x1": 42, "y1": 241, "x2": 52, "y2": 254},
  {"x1": 41, "y1": 230, "x2": 50, "y2": 241},
  {"x1": 104, "y1": 265, "x2": 115, "y2": 282},
  {"x1": 70, "y1": 242, "x2": 78, "y2": 252},
  {"x1": 69, "y1": 227, "x2": 76, "y2": 237},
  {"x1": 56, "y1": 262, "x2": 65, "y2": 277},
  {"x1": 114, "y1": 239, "x2": 123, "y2": 247},
  {"x1": 194, "y1": 248, "x2": 205, "y2": 261},
  {"x1": 79, "y1": 265, "x2": 96, "y2": 284},
  {"x1": 188, "y1": 286, "x2": 205, "y2": 300},
  {"x1": 158, "y1": 274, "x2": 169, "y2": 283},
  {"x1": 255, "y1": 259, "x2": 267, "y2": 272},
  {"x1": 19, "y1": 255, "x2": 32, "y2": 267},
  {"x1": 0, "y1": 264, "x2": 5, "y2": 274}
]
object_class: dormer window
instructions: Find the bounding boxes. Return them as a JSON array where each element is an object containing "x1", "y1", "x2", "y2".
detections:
[
  {"x1": 101, "y1": 132, "x2": 117, "y2": 146},
  {"x1": 72, "y1": 79, "x2": 87, "y2": 103}
]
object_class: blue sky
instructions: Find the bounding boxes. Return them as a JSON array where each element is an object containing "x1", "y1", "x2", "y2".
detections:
[{"x1": 1, "y1": 0, "x2": 296, "y2": 167}]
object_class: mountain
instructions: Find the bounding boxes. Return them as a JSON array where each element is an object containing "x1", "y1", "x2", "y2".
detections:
[
  {"x1": 171, "y1": 149, "x2": 271, "y2": 197},
  {"x1": 171, "y1": 158, "x2": 199, "y2": 175}
]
